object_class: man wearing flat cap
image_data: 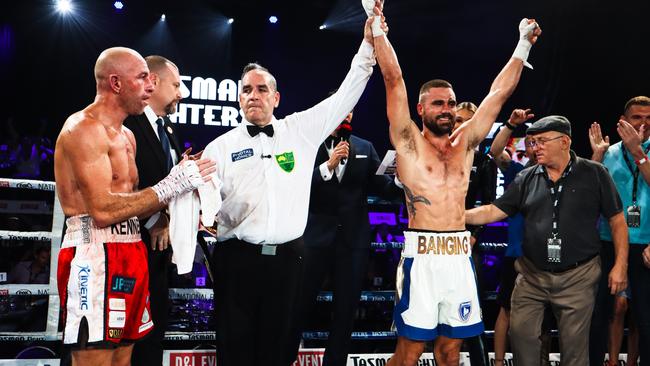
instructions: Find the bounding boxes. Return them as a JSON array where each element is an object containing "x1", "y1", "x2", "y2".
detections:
[{"x1": 465, "y1": 115, "x2": 628, "y2": 365}]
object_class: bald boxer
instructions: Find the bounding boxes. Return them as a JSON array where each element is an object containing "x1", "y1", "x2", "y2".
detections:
[
  {"x1": 54, "y1": 47, "x2": 214, "y2": 366},
  {"x1": 368, "y1": 3, "x2": 541, "y2": 365}
]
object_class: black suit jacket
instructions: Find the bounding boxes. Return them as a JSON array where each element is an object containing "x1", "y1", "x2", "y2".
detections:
[
  {"x1": 124, "y1": 113, "x2": 182, "y2": 363},
  {"x1": 123, "y1": 114, "x2": 183, "y2": 229},
  {"x1": 304, "y1": 135, "x2": 401, "y2": 249}
]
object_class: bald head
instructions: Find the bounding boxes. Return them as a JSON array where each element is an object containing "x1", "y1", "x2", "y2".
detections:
[
  {"x1": 94, "y1": 47, "x2": 147, "y2": 90},
  {"x1": 92, "y1": 47, "x2": 153, "y2": 116}
]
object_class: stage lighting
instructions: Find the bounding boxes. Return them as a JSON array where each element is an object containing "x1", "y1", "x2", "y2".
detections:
[
  {"x1": 160, "y1": 14, "x2": 166, "y2": 21},
  {"x1": 319, "y1": 24, "x2": 327, "y2": 30},
  {"x1": 113, "y1": 1, "x2": 124, "y2": 10},
  {"x1": 55, "y1": 0, "x2": 73, "y2": 14},
  {"x1": 228, "y1": 18, "x2": 234, "y2": 24},
  {"x1": 269, "y1": 16, "x2": 278, "y2": 24}
]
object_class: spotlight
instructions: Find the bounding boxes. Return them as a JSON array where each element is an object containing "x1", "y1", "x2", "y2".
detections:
[
  {"x1": 55, "y1": 0, "x2": 73, "y2": 14},
  {"x1": 319, "y1": 24, "x2": 327, "y2": 30},
  {"x1": 268, "y1": 16, "x2": 278, "y2": 24},
  {"x1": 160, "y1": 14, "x2": 166, "y2": 21},
  {"x1": 227, "y1": 18, "x2": 234, "y2": 24},
  {"x1": 113, "y1": 1, "x2": 123, "y2": 10}
]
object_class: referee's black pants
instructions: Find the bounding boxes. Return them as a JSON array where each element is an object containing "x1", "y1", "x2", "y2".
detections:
[{"x1": 212, "y1": 237, "x2": 303, "y2": 366}]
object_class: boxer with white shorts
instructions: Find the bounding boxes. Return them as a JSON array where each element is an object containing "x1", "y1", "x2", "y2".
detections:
[{"x1": 368, "y1": 1, "x2": 541, "y2": 364}]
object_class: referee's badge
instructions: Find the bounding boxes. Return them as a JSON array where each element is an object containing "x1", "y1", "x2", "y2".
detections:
[
  {"x1": 459, "y1": 301, "x2": 472, "y2": 323},
  {"x1": 275, "y1": 151, "x2": 295, "y2": 173}
]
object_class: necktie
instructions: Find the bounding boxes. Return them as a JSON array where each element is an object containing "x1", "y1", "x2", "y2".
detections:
[
  {"x1": 247, "y1": 124, "x2": 274, "y2": 138},
  {"x1": 156, "y1": 118, "x2": 174, "y2": 173}
]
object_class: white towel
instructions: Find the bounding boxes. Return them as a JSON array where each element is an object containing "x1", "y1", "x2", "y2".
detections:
[{"x1": 169, "y1": 176, "x2": 222, "y2": 274}]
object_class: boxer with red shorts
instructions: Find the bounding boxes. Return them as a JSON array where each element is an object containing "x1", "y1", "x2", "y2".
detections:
[{"x1": 53, "y1": 47, "x2": 215, "y2": 365}]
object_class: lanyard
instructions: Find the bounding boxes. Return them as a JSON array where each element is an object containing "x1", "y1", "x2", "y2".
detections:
[
  {"x1": 621, "y1": 144, "x2": 650, "y2": 204},
  {"x1": 542, "y1": 159, "x2": 573, "y2": 238}
]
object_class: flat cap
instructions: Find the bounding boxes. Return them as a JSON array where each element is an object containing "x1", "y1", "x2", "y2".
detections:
[{"x1": 526, "y1": 115, "x2": 571, "y2": 137}]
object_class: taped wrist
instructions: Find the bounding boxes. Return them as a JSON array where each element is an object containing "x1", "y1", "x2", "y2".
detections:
[
  {"x1": 152, "y1": 160, "x2": 203, "y2": 204},
  {"x1": 512, "y1": 39, "x2": 533, "y2": 69},
  {"x1": 371, "y1": 16, "x2": 384, "y2": 37}
]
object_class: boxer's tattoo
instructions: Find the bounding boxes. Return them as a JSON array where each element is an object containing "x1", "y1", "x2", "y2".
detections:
[{"x1": 402, "y1": 183, "x2": 431, "y2": 218}]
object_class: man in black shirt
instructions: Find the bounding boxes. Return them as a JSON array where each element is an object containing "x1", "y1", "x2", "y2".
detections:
[{"x1": 466, "y1": 115, "x2": 628, "y2": 365}]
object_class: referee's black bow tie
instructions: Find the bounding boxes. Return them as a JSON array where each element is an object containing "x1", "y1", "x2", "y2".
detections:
[{"x1": 247, "y1": 124, "x2": 274, "y2": 137}]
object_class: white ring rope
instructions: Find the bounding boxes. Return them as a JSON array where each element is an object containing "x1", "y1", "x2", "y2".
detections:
[{"x1": 0, "y1": 178, "x2": 55, "y2": 191}]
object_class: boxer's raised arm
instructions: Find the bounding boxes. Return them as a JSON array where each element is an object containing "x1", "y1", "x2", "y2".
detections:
[
  {"x1": 465, "y1": 19, "x2": 541, "y2": 149},
  {"x1": 373, "y1": 13, "x2": 420, "y2": 158}
]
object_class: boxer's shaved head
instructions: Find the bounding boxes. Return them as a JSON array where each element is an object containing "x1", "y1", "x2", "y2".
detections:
[{"x1": 94, "y1": 47, "x2": 147, "y2": 91}]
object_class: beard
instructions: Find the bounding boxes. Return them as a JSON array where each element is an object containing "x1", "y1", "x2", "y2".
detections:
[
  {"x1": 423, "y1": 112, "x2": 454, "y2": 136},
  {"x1": 164, "y1": 100, "x2": 178, "y2": 115}
]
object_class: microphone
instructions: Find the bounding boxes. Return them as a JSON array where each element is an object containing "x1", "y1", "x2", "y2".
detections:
[
  {"x1": 261, "y1": 154, "x2": 272, "y2": 159},
  {"x1": 337, "y1": 121, "x2": 352, "y2": 165}
]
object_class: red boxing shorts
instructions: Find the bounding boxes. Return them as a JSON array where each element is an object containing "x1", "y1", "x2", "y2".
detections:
[{"x1": 57, "y1": 215, "x2": 153, "y2": 348}]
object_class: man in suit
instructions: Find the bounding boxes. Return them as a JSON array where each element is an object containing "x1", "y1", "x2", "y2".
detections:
[
  {"x1": 124, "y1": 55, "x2": 183, "y2": 365},
  {"x1": 288, "y1": 109, "x2": 401, "y2": 366}
]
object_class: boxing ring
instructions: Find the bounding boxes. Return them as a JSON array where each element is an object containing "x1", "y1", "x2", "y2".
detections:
[{"x1": 0, "y1": 177, "x2": 623, "y2": 366}]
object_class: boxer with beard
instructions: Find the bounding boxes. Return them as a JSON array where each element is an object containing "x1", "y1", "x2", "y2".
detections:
[{"x1": 366, "y1": 2, "x2": 542, "y2": 364}]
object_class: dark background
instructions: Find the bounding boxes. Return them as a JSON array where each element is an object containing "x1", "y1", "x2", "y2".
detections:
[{"x1": 1, "y1": 0, "x2": 649, "y2": 158}]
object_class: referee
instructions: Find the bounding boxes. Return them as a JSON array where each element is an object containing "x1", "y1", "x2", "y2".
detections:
[{"x1": 203, "y1": 18, "x2": 383, "y2": 366}]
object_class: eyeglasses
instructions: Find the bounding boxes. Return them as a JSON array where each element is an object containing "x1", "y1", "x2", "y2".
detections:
[{"x1": 526, "y1": 135, "x2": 564, "y2": 148}]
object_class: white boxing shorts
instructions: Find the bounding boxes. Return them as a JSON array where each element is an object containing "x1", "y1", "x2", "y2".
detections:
[{"x1": 393, "y1": 230, "x2": 484, "y2": 340}]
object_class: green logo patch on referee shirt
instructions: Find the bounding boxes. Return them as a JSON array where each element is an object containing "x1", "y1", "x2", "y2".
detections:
[{"x1": 275, "y1": 151, "x2": 295, "y2": 173}]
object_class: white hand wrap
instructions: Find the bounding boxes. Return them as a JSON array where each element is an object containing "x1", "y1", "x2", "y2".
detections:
[
  {"x1": 371, "y1": 16, "x2": 384, "y2": 37},
  {"x1": 361, "y1": 0, "x2": 384, "y2": 37},
  {"x1": 362, "y1": 0, "x2": 375, "y2": 17},
  {"x1": 152, "y1": 160, "x2": 204, "y2": 204},
  {"x1": 512, "y1": 18, "x2": 537, "y2": 69}
]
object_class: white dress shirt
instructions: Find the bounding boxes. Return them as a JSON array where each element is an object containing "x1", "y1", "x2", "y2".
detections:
[
  {"x1": 319, "y1": 138, "x2": 348, "y2": 182},
  {"x1": 203, "y1": 40, "x2": 375, "y2": 245}
]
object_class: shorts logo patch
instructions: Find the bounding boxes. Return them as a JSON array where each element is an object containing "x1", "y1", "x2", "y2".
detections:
[
  {"x1": 459, "y1": 301, "x2": 472, "y2": 323},
  {"x1": 108, "y1": 310, "x2": 126, "y2": 328},
  {"x1": 109, "y1": 298, "x2": 126, "y2": 311},
  {"x1": 76, "y1": 262, "x2": 92, "y2": 313},
  {"x1": 81, "y1": 216, "x2": 92, "y2": 244},
  {"x1": 231, "y1": 148, "x2": 254, "y2": 162},
  {"x1": 141, "y1": 307, "x2": 150, "y2": 323},
  {"x1": 111, "y1": 276, "x2": 136, "y2": 294},
  {"x1": 275, "y1": 151, "x2": 295, "y2": 172},
  {"x1": 108, "y1": 328, "x2": 123, "y2": 339}
]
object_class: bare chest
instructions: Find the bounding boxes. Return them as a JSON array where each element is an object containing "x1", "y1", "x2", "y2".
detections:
[
  {"x1": 107, "y1": 132, "x2": 138, "y2": 191},
  {"x1": 400, "y1": 144, "x2": 471, "y2": 189}
]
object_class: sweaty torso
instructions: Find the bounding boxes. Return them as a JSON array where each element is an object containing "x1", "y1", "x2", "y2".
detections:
[
  {"x1": 397, "y1": 128, "x2": 474, "y2": 231},
  {"x1": 54, "y1": 110, "x2": 138, "y2": 216}
]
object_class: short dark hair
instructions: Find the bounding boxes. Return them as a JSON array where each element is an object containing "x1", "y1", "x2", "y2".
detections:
[
  {"x1": 419, "y1": 79, "x2": 453, "y2": 101},
  {"x1": 145, "y1": 55, "x2": 178, "y2": 75},
  {"x1": 241, "y1": 62, "x2": 277, "y2": 91},
  {"x1": 623, "y1": 96, "x2": 650, "y2": 115}
]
